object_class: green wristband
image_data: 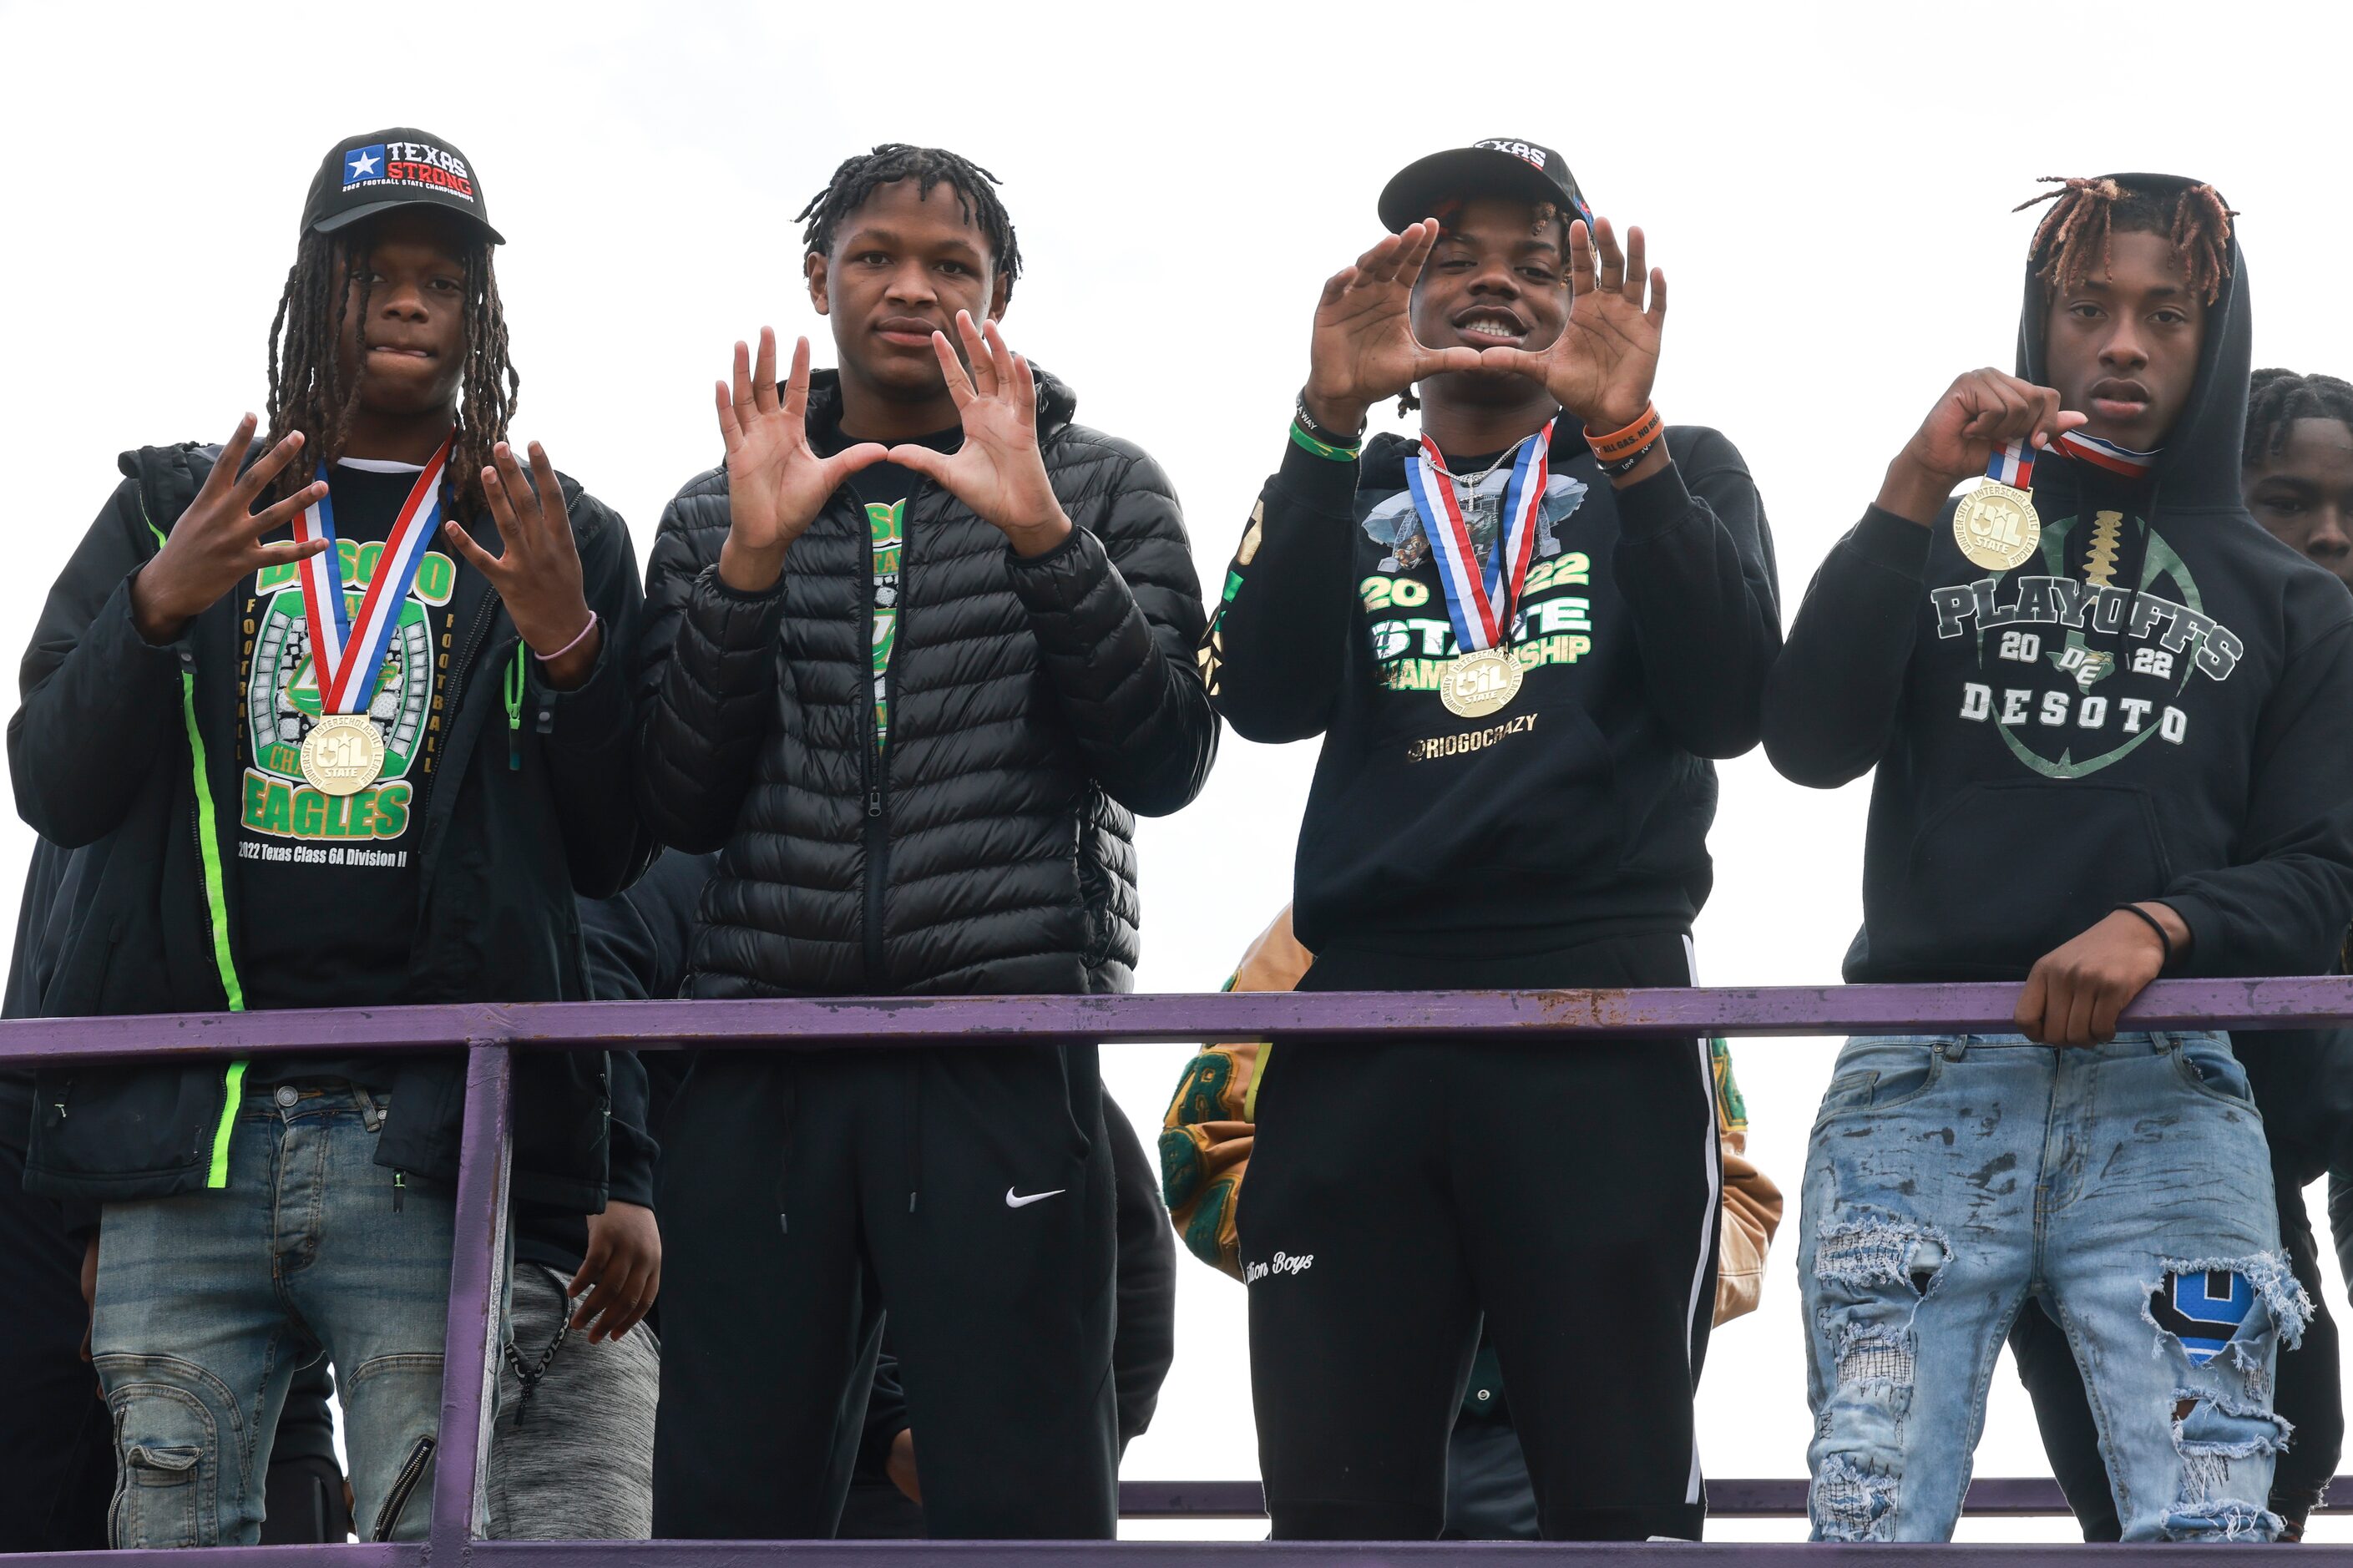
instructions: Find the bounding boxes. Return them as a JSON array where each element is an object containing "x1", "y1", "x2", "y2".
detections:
[{"x1": 1289, "y1": 420, "x2": 1360, "y2": 463}]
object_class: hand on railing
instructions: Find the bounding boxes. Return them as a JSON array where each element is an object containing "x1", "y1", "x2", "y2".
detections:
[{"x1": 2016, "y1": 903, "x2": 2192, "y2": 1047}]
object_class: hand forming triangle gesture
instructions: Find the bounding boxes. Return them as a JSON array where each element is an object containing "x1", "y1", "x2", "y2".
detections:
[
  {"x1": 1480, "y1": 216, "x2": 1666, "y2": 435},
  {"x1": 714, "y1": 329, "x2": 890, "y2": 593},
  {"x1": 883, "y1": 311, "x2": 1073, "y2": 559},
  {"x1": 1301, "y1": 220, "x2": 1485, "y2": 439}
]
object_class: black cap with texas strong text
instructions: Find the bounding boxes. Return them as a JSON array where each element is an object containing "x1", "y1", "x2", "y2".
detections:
[
  {"x1": 1378, "y1": 137, "x2": 1593, "y2": 236},
  {"x1": 299, "y1": 128, "x2": 503, "y2": 245}
]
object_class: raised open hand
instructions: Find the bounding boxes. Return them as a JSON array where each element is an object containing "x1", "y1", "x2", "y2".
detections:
[
  {"x1": 443, "y1": 439, "x2": 600, "y2": 688},
  {"x1": 715, "y1": 328, "x2": 888, "y2": 591},
  {"x1": 884, "y1": 311, "x2": 1071, "y2": 558},
  {"x1": 1481, "y1": 218, "x2": 1663, "y2": 432},
  {"x1": 1877, "y1": 368, "x2": 2088, "y2": 526},
  {"x1": 1303, "y1": 220, "x2": 1483, "y2": 437},
  {"x1": 131, "y1": 415, "x2": 329, "y2": 643}
]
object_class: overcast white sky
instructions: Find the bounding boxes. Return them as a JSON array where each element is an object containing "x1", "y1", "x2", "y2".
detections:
[{"x1": 9, "y1": 0, "x2": 2353, "y2": 1542}]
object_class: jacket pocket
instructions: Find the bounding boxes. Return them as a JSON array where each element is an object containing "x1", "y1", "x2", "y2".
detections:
[
  {"x1": 1461, "y1": 704, "x2": 1624, "y2": 874},
  {"x1": 1902, "y1": 782, "x2": 2170, "y2": 972},
  {"x1": 32, "y1": 1065, "x2": 219, "y2": 1187}
]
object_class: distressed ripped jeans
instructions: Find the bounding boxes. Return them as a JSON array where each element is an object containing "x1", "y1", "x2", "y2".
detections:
[
  {"x1": 1799, "y1": 1032, "x2": 2309, "y2": 1543},
  {"x1": 92, "y1": 1087, "x2": 457, "y2": 1547}
]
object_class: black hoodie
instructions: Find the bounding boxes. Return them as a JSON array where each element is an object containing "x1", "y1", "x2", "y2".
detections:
[
  {"x1": 1763, "y1": 175, "x2": 2353, "y2": 983},
  {"x1": 1209, "y1": 418, "x2": 1779, "y2": 960}
]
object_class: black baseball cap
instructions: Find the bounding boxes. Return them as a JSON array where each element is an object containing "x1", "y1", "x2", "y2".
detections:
[
  {"x1": 1378, "y1": 137, "x2": 1593, "y2": 236},
  {"x1": 299, "y1": 128, "x2": 503, "y2": 245}
]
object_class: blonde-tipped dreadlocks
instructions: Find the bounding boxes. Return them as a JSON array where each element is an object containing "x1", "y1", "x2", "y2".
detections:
[{"x1": 2015, "y1": 175, "x2": 2237, "y2": 306}]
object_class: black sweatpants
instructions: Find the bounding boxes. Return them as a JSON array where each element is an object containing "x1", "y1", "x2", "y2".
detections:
[
  {"x1": 2013, "y1": 1024, "x2": 2353, "y2": 1537},
  {"x1": 651, "y1": 1044, "x2": 1117, "y2": 1540},
  {"x1": 1243, "y1": 933, "x2": 1721, "y2": 1541}
]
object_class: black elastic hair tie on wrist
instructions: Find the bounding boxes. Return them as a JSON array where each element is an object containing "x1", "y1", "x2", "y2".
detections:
[{"x1": 2113, "y1": 902, "x2": 2174, "y2": 974}]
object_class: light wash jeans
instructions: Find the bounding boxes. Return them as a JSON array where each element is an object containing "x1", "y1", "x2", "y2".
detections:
[
  {"x1": 93, "y1": 1085, "x2": 456, "y2": 1546},
  {"x1": 1799, "y1": 1031, "x2": 2308, "y2": 1543}
]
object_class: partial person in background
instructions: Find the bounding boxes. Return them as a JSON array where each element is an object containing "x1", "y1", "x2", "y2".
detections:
[
  {"x1": 9, "y1": 128, "x2": 651, "y2": 1548},
  {"x1": 482, "y1": 852, "x2": 712, "y2": 1540},
  {"x1": 2242, "y1": 369, "x2": 2353, "y2": 589},
  {"x1": 263, "y1": 1363, "x2": 357, "y2": 1544},
  {"x1": 637, "y1": 144, "x2": 1214, "y2": 1541},
  {"x1": 0, "y1": 840, "x2": 115, "y2": 1551},
  {"x1": 1160, "y1": 906, "x2": 1784, "y2": 1540},
  {"x1": 1764, "y1": 175, "x2": 2351, "y2": 1544},
  {"x1": 1206, "y1": 137, "x2": 1779, "y2": 1542},
  {"x1": 2007, "y1": 367, "x2": 2353, "y2": 1541},
  {"x1": 841, "y1": 1093, "x2": 1175, "y2": 1538}
]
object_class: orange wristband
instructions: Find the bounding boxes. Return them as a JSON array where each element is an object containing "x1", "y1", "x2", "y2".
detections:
[{"x1": 1586, "y1": 404, "x2": 1662, "y2": 463}]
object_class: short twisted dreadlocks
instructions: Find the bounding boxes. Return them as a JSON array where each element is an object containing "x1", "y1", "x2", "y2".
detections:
[
  {"x1": 2016, "y1": 175, "x2": 2236, "y2": 306},
  {"x1": 2245, "y1": 367, "x2": 2353, "y2": 467},
  {"x1": 261, "y1": 225, "x2": 518, "y2": 517},
  {"x1": 796, "y1": 144, "x2": 1022, "y2": 286}
]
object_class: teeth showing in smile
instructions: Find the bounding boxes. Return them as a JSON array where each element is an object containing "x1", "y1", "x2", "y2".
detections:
[{"x1": 1460, "y1": 319, "x2": 1521, "y2": 339}]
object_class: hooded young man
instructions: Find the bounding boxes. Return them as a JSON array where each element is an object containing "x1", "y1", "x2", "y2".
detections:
[
  {"x1": 1763, "y1": 175, "x2": 2353, "y2": 1544},
  {"x1": 1205, "y1": 138, "x2": 1780, "y2": 1541},
  {"x1": 635, "y1": 144, "x2": 1214, "y2": 1541},
  {"x1": 2004, "y1": 367, "x2": 2353, "y2": 1542},
  {"x1": 9, "y1": 129, "x2": 653, "y2": 1547}
]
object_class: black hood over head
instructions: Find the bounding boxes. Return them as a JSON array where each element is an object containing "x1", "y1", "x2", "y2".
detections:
[
  {"x1": 2015, "y1": 172, "x2": 2249, "y2": 515},
  {"x1": 1768, "y1": 167, "x2": 2353, "y2": 988}
]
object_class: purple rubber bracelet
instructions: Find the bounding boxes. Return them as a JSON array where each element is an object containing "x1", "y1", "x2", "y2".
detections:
[{"x1": 531, "y1": 610, "x2": 600, "y2": 663}]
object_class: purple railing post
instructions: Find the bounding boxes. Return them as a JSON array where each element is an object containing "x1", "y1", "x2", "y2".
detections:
[{"x1": 428, "y1": 1040, "x2": 513, "y2": 1555}]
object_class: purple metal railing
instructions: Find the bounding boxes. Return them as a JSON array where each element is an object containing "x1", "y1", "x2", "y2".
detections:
[{"x1": 8, "y1": 976, "x2": 2352, "y2": 1566}]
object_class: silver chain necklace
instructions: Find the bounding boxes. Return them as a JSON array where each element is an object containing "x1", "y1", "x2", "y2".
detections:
[{"x1": 1429, "y1": 435, "x2": 1531, "y2": 539}]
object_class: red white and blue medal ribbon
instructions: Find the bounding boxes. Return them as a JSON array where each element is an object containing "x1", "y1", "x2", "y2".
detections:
[
  {"x1": 1986, "y1": 438, "x2": 2036, "y2": 489},
  {"x1": 288, "y1": 434, "x2": 453, "y2": 714},
  {"x1": 1403, "y1": 421, "x2": 1554, "y2": 655},
  {"x1": 2054, "y1": 429, "x2": 2160, "y2": 478}
]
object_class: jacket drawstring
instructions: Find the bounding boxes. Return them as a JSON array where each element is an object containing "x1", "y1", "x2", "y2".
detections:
[
  {"x1": 774, "y1": 1065, "x2": 798, "y2": 1235},
  {"x1": 903, "y1": 1054, "x2": 923, "y2": 1215}
]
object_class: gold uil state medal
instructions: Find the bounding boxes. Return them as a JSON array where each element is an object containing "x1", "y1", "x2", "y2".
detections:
[
  {"x1": 1440, "y1": 648, "x2": 1523, "y2": 719},
  {"x1": 1408, "y1": 419, "x2": 1557, "y2": 725},
  {"x1": 300, "y1": 714, "x2": 387, "y2": 797},
  {"x1": 1952, "y1": 480, "x2": 2041, "y2": 572}
]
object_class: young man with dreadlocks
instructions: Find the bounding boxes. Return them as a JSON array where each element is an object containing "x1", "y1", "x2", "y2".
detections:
[
  {"x1": 1206, "y1": 139, "x2": 1779, "y2": 1542},
  {"x1": 2004, "y1": 366, "x2": 2353, "y2": 1541},
  {"x1": 1764, "y1": 175, "x2": 2353, "y2": 1543},
  {"x1": 9, "y1": 128, "x2": 654, "y2": 1547},
  {"x1": 635, "y1": 144, "x2": 1213, "y2": 1540}
]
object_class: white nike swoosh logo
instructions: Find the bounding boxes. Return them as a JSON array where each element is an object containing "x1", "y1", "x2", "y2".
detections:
[{"x1": 1004, "y1": 1186, "x2": 1066, "y2": 1208}]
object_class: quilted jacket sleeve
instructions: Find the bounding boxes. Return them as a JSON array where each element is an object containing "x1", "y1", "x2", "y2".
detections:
[
  {"x1": 633, "y1": 473, "x2": 787, "y2": 854},
  {"x1": 1006, "y1": 439, "x2": 1217, "y2": 817}
]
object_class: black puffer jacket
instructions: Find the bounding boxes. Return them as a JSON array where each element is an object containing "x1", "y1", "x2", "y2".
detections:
[{"x1": 635, "y1": 368, "x2": 1216, "y2": 997}]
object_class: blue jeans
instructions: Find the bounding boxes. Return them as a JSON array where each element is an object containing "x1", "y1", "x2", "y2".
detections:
[
  {"x1": 93, "y1": 1085, "x2": 456, "y2": 1547},
  {"x1": 1799, "y1": 1031, "x2": 2308, "y2": 1543}
]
